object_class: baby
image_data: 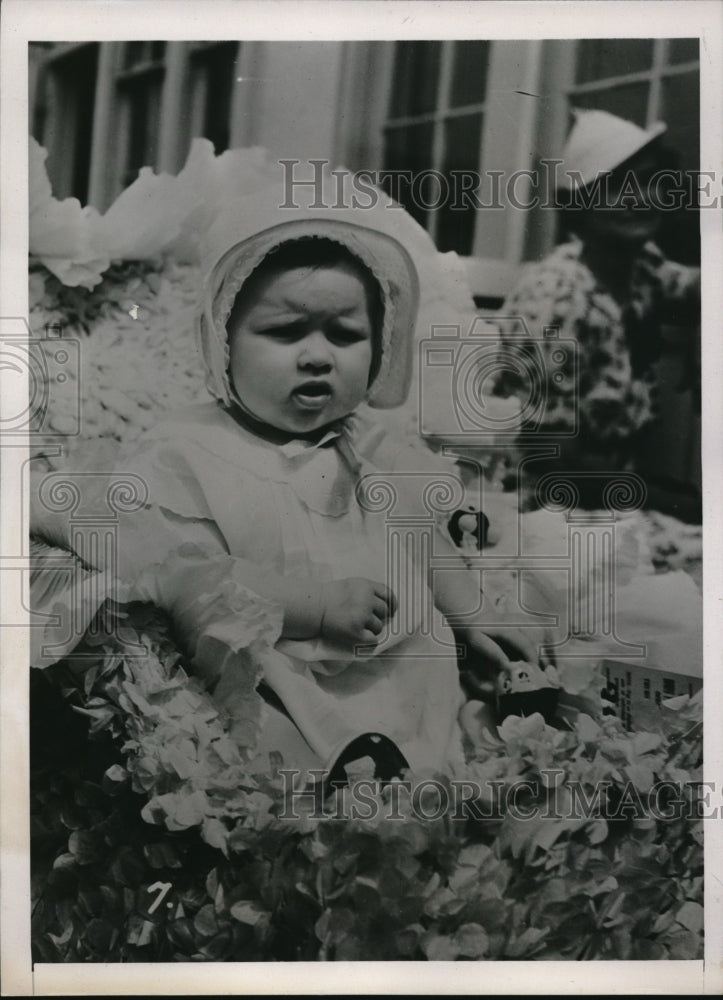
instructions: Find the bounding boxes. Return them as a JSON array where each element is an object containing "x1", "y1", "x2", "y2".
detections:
[{"x1": 98, "y1": 171, "x2": 541, "y2": 778}]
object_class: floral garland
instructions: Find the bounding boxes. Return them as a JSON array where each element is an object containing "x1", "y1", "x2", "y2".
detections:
[{"x1": 33, "y1": 595, "x2": 703, "y2": 961}]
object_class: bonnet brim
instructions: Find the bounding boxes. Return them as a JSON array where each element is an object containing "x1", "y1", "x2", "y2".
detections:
[{"x1": 198, "y1": 175, "x2": 421, "y2": 411}]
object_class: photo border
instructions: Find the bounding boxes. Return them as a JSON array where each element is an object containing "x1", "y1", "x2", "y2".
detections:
[{"x1": 2, "y1": 1, "x2": 721, "y2": 994}]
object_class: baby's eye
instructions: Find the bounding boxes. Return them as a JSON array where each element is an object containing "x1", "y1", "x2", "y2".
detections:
[
  {"x1": 327, "y1": 324, "x2": 370, "y2": 346},
  {"x1": 261, "y1": 322, "x2": 305, "y2": 341}
]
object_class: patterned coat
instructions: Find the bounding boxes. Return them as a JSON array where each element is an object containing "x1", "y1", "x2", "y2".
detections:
[{"x1": 495, "y1": 239, "x2": 700, "y2": 456}]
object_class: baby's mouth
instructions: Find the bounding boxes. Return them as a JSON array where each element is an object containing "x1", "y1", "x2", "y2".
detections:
[{"x1": 292, "y1": 381, "x2": 333, "y2": 409}]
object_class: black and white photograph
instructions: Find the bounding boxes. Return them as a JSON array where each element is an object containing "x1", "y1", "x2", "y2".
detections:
[{"x1": 2, "y1": 0, "x2": 722, "y2": 994}]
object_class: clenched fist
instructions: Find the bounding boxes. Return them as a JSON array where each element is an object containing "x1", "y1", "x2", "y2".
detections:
[{"x1": 319, "y1": 578, "x2": 397, "y2": 647}]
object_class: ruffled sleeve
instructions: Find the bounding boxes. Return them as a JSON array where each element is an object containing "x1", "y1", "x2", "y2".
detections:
[
  {"x1": 124, "y1": 539, "x2": 283, "y2": 751},
  {"x1": 104, "y1": 431, "x2": 284, "y2": 750}
]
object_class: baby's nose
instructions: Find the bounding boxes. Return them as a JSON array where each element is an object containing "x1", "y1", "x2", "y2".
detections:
[{"x1": 298, "y1": 331, "x2": 333, "y2": 369}]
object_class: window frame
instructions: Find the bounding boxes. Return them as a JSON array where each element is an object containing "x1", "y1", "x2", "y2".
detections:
[
  {"x1": 382, "y1": 40, "x2": 492, "y2": 251},
  {"x1": 354, "y1": 39, "x2": 545, "y2": 303},
  {"x1": 566, "y1": 38, "x2": 699, "y2": 128}
]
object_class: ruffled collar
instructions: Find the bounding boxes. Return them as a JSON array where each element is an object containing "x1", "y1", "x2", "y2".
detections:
[{"x1": 223, "y1": 401, "x2": 364, "y2": 474}]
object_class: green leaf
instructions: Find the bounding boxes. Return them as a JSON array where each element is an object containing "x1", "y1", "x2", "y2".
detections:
[
  {"x1": 576, "y1": 714, "x2": 602, "y2": 742},
  {"x1": 68, "y1": 830, "x2": 102, "y2": 865},
  {"x1": 453, "y1": 922, "x2": 489, "y2": 959},
  {"x1": 165, "y1": 916, "x2": 196, "y2": 953},
  {"x1": 424, "y1": 886, "x2": 461, "y2": 919},
  {"x1": 83, "y1": 917, "x2": 115, "y2": 954},
  {"x1": 471, "y1": 896, "x2": 509, "y2": 932},
  {"x1": 142, "y1": 840, "x2": 181, "y2": 870},
  {"x1": 193, "y1": 903, "x2": 218, "y2": 938},
  {"x1": 666, "y1": 928, "x2": 702, "y2": 960},
  {"x1": 652, "y1": 909, "x2": 676, "y2": 935},
  {"x1": 199, "y1": 927, "x2": 233, "y2": 960},
  {"x1": 126, "y1": 914, "x2": 155, "y2": 947},
  {"x1": 201, "y1": 817, "x2": 229, "y2": 853},
  {"x1": 393, "y1": 923, "x2": 424, "y2": 957},
  {"x1": 314, "y1": 907, "x2": 354, "y2": 945},
  {"x1": 632, "y1": 731, "x2": 662, "y2": 756},
  {"x1": 675, "y1": 901, "x2": 704, "y2": 935},
  {"x1": 102, "y1": 764, "x2": 129, "y2": 795},
  {"x1": 505, "y1": 926, "x2": 549, "y2": 958},
  {"x1": 230, "y1": 900, "x2": 266, "y2": 926},
  {"x1": 422, "y1": 932, "x2": 460, "y2": 961},
  {"x1": 59, "y1": 801, "x2": 85, "y2": 830},
  {"x1": 624, "y1": 763, "x2": 656, "y2": 793},
  {"x1": 585, "y1": 819, "x2": 608, "y2": 845}
]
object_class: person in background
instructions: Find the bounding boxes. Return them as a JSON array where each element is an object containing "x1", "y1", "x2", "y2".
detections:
[{"x1": 495, "y1": 109, "x2": 700, "y2": 499}]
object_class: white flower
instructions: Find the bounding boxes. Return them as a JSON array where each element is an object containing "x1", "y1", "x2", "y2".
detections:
[{"x1": 29, "y1": 137, "x2": 109, "y2": 288}]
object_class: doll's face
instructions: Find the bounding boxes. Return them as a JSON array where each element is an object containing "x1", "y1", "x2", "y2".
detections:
[{"x1": 228, "y1": 259, "x2": 377, "y2": 434}]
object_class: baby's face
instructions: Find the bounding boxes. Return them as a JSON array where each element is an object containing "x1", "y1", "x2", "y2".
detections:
[{"x1": 228, "y1": 261, "x2": 376, "y2": 433}]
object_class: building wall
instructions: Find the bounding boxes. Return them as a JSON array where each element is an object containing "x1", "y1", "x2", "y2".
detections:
[
  {"x1": 30, "y1": 38, "x2": 700, "y2": 270},
  {"x1": 604, "y1": 660, "x2": 702, "y2": 731},
  {"x1": 28, "y1": 38, "x2": 702, "y2": 503}
]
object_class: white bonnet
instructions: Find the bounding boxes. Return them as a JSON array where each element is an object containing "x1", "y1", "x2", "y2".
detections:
[{"x1": 197, "y1": 162, "x2": 423, "y2": 409}]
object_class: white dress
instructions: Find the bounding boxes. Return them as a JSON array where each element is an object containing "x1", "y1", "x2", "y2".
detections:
[{"x1": 111, "y1": 403, "x2": 465, "y2": 773}]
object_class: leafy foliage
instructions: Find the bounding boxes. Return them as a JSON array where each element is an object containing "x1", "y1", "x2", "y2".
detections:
[{"x1": 31, "y1": 602, "x2": 703, "y2": 963}]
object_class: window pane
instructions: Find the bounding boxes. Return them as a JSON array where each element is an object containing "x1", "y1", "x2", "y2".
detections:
[
  {"x1": 668, "y1": 38, "x2": 699, "y2": 64},
  {"x1": 657, "y1": 69, "x2": 700, "y2": 264},
  {"x1": 124, "y1": 74, "x2": 163, "y2": 184},
  {"x1": 69, "y1": 46, "x2": 99, "y2": 204},
  {"x1": 123, "y1": 41, "x2": 166, "y2": 69},
  {"x1": 383, "y1": 121, "x2": 434, "y2": 229},
  {"x1": 436, "y1": 112, "x2": 483, "y2": 254},
  {"x1": 45, "y1": 44, "x2": 99, "y2": 203},
  {"x1": 572, "y1": 81, "x2": 649, "y2": 128},
  {"x1": 661, "y1": 70, "x2": 699, "y2": 173},
  {"x1": 575, "y1": 39, "x2": 654, "y2": 84},
  {"x1": 194, "y1": 41, "x2": 239, "y2": 154},
  {"x1": 123, "y1": 42, "x2": 146, "y2": 69},
  {"x1": 150, "y1": 41, "x2": 166, "y2": 62},
  {"x1": 389, "y1": 41, "x2": 441, "y2": 118},
  {"x1": 450, "y1": 40, "x2": 490, "y2": 107}
]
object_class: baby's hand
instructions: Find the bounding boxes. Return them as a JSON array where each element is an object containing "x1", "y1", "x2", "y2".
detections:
[
  {"x1": 461, "y1": 624, "x2": 550, "y2": 694},
  {"x1": 319, "y1": 578, "x2": 397, "y2": 647}
]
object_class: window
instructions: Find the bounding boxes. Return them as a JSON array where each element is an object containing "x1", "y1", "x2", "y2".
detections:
[
  {"x1": 116, "y1": 42, "x2": 167, "y2": 187},
  {"x1": 31, "y1": 43, "x2": 100, "y2": 204},
  {"x1": 383, "y1": 40, "x2": 491, "y2": 255},
  {"x1": 187, "y1": 42, "x2": 240, "y2": 155},
  {"x1": 663, "y1": 678, "x2": 676, "y2": 697},
  {"x1": 567, "y1": 38, "x2": 700, "y2": 263},
  {"x1": 643, "y1": 678, "x2": 651, "y2": 700}
]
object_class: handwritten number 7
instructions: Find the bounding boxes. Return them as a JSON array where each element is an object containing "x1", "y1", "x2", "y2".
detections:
[{"x1": 147, "y1": 881, "x2": 172, "y2": 914}]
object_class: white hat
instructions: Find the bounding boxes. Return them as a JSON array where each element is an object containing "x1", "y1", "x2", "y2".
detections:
[
  {"x1": 198, "y1": 162, "x2": 421, "y2": 410},
  {"x1": 557, "y1": 109, "x2": 667, "y2": 191}
]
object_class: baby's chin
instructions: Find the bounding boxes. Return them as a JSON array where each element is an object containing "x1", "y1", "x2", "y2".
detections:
[
  {"x1": 282, "y1": 411, "x2": 350, "y2": 435},
  {"x1": 274, "y1": 401, "x2": 357, "y2": 436}
]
